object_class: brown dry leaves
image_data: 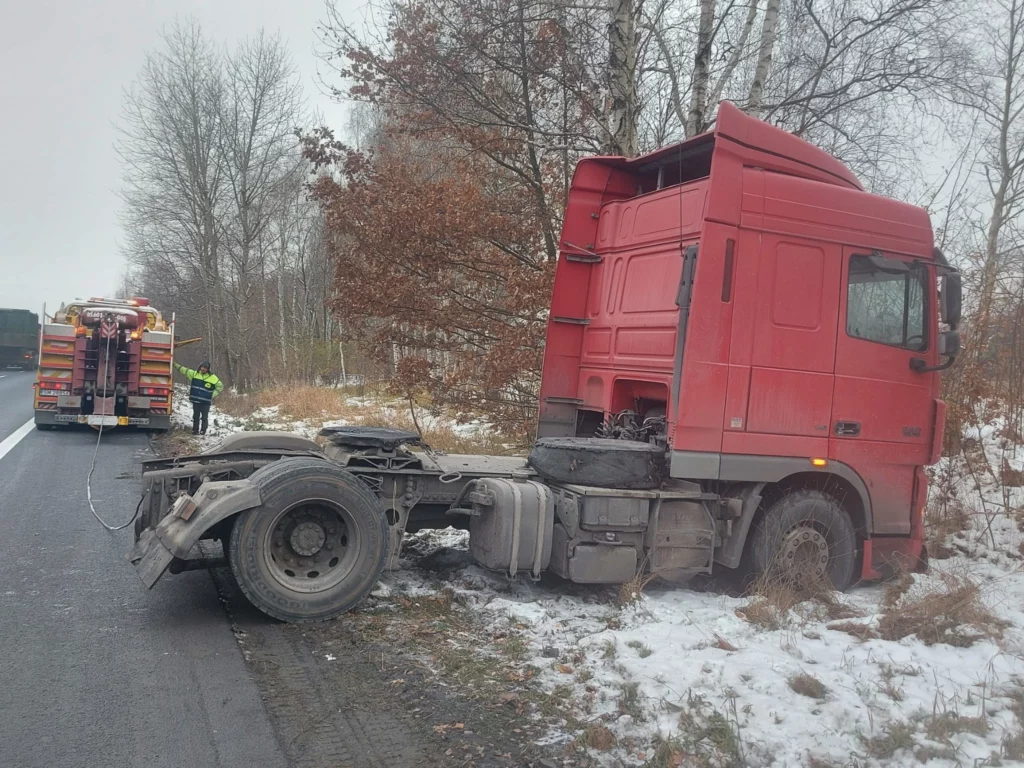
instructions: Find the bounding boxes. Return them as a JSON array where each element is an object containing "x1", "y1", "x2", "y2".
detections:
[{"x1": 306, "y1": 142, "x2": 552, "y2": 439}]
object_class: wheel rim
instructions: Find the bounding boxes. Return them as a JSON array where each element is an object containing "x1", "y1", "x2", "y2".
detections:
[
  {"x1": 262, "y1": 499, "x2": 361, "y2": 594},
  {"x1": 777, "y1": 523, "x2": 830, "y2": 584}
]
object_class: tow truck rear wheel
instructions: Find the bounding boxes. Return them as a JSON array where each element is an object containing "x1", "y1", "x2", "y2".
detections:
[
  {"x1": 749, "y1": 489, "x2": 856, "y2": 591},
  {"x1": 228, "y1": 458, "x2": 388, "y2": 623}
]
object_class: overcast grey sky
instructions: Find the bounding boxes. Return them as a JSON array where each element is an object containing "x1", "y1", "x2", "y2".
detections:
[{"x1": 0, "y1": 0, "x2": 358, "y2": 318}]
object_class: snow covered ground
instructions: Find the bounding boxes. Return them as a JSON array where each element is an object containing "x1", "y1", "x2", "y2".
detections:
[
  {"x1": 381, "y1": 533, "x2": 1023, "y2": 765},
  {"x1": 169, "y1": 384, "x2": 491, "y2": 450},
  {"x1": 381, "y1": 420, "x2": 1024, "y2": 766},
  {"x1": 171, "y1": 388, "x2": 1024, "y2": 765}
]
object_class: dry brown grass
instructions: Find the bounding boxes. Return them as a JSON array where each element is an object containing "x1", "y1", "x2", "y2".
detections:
[
  {"x1": 713, "y1": 634, "x2": 738, "y2": 652},
  {"x1": 617, "y1": 571, "x2": 657, "y2": 607},
  {"x1": 154, "y1": 429, "x2": 202, "y2": 458},
  {"x1": 925, "y1": 711, "x2": 988, "y2": 742},
  {"x1": 789, "y1": 673, "x2": 828, "y2": 699},
  {"x1": 216, "y1": 384, "x2": 520, "y2": 455},
  {"x1": 217, "y1": 385, "x2": 379, "y2": 421},
  {"x1": 881, "y1": 571, "x2": 915, "y2": 610},
  {"x1": 1001, "y1": 459, "x2": 1024, "y2": 487},
  {"x1": 578, "y1": 724, "x2": 616, "y2": 751},
  {"x1": 736, "y1": 598, "x2": 787, "y2": 631},
  {"x1": 876, "y1": 570, "x2": 1009, "y2": 647},
  {"x1": 736, "y1": 571, "x2": 861, "y2": 630},
  {"x1": 926, "y1": 500, "x2": 971, "y2": 560},
  {"x1": 925, "y1": 459, "x2": 973, "y2": 560},
  {"x1": 860, "y1": 721, "x2": 916, "y2": 759},
  {"x1": 1003, "y1": 690, "x2": 1024, "y2": 761},
  {"x1": 826, "y1": 621, "x2": 879, "y2": 642}
]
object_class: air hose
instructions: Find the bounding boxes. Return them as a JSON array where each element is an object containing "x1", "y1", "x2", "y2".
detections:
[{"x1": 86, "y1": 327, "x2": 142, "y2": 531}]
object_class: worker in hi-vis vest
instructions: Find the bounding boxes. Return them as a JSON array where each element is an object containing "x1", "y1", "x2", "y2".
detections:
[{"x1": 174, "y1": 360, "x2": 223, "y2": 435}]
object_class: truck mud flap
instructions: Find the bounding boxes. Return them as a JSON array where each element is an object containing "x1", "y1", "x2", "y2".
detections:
[
  {"x1": 129, "y1": 479, "x2": 262, "y2": 588},
  {"x1": 129, "y1": 529, "x2": 176, "y2": 589}
]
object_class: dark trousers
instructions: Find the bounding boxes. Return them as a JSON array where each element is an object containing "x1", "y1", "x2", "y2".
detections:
[{"x1": 192, "y1": 401, "x2": 211, "y2": 434}]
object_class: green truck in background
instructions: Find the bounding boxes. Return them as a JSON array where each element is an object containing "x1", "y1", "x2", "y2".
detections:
[{"x1": 0, "y1": 308, "x2": 40, "y2": 369}]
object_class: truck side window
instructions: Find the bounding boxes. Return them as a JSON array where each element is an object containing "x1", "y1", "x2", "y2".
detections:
[{"x1": 846, "y1": 254, "x2": 927, "y2": 351}]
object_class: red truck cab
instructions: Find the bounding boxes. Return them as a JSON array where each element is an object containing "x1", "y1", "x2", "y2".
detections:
[
  {"x1": 539, "y1": 101, "x2": 962, "y2": 580},
  {"x1": 129, "y1": 103, "x2": 965, "y2": 623}
]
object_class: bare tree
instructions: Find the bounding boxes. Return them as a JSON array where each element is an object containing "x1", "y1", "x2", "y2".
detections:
[
  {"x1": 118, "y1": 20, "x2": 329, "y2": 388},
  {"x1": 972, "y1": 0, "x2": 1024, "y2": 346},
  {"x1": 219, "y1": 32, "x2": 307, "y2": 386},
  {"x1": 116, "y1": 19, "x2": 227, "y2": 373},
  {"x1": 686, "y1": 0, "x2": 716, "y2": 136},
  {"x1": 608, "y1": 0, "x2": 640, "y2": 154},
  {"x1": 746, "y1": 0, "x2": 779, "y2": 114}
]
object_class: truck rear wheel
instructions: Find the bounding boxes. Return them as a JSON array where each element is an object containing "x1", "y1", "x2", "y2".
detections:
[
  {"x1": 749, "y1": 489, "x2": 856, "y2": 591},
  {"x1": 228, "y1": 458, "x2": 388, "y2": 623}
]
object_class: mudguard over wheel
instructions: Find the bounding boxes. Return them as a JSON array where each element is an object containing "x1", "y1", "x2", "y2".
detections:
[
  {"x1": 228, "y1": 458, "x2": 388, "y2": 622},
  {"x1": 749, "y1": 489, "x2": 856, "y2": 590},
  {"x1": 203, "y1": 431, "x2": 322, "y2": 455},
  {"x1": 528, "y1": 437, "x2": 665, "y2": 490}
]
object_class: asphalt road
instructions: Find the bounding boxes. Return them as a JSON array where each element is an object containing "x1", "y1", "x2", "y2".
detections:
[{"x1": 0, "y1": 370, "x2": 287, "y2": 768}]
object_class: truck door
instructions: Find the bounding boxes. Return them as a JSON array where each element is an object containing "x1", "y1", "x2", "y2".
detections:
[
  {"x1": 741, "y1": 234, "x2": 841, "y2": 451},
  {"x1": 831, "y1": 250, "x2": 933, "y2": 534}
]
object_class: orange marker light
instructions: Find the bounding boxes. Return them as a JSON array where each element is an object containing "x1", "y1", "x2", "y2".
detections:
[{"x1": 810, "y1": 458, "x2": 827, "y2": 467}]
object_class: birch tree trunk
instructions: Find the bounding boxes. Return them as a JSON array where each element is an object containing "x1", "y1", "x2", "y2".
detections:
[
  {"x1": 747, "y1": 0, "x2": 781, "y2": 115},
  {"x1": 708, "y1": 0, "x2": 760, "y2": 108},
  {"x1": 607, "y1": 0, "x2": 639, "y2": 155},
  {"x1": 687, "y1": 0, "x2": 716, "y2": 137}
]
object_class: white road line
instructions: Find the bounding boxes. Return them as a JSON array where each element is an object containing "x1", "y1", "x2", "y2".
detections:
[{"x1": 0, "y1": 419, "x2": 34, "y2": 463}]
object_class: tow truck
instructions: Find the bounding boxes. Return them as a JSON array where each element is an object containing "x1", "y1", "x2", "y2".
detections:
[
  {"x1": 34, "y1": 297, "x2": 175, "y2": 431},
  {"x1": 129, "y1": 102, "x2": 963, "y2": 622}
]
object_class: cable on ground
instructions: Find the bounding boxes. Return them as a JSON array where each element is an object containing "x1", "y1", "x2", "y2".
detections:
[{"x1": 86, "y1": 328, "x2": 141, "y2": 531}]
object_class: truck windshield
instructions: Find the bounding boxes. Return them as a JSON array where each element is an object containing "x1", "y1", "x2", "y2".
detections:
[{"x1": 846, "y1": 254, "x2": 927, "y2": 352}]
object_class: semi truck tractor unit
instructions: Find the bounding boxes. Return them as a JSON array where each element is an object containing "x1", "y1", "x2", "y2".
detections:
[
  {"x1": 130, "y1": 102, "x2": 963, "y2": 623},
  {"x1": 0, "y1": 308, "x2": 39, "y2": 369},
  {"x1": 34, "y1": 297, "x2": 175, "y2": 431}
]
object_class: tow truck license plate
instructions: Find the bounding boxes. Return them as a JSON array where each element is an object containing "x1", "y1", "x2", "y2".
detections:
[
  {"x1": 40, "y1": 389, "x2": 63, "y2": 396},
  {"x1": 82, "y1": 415, "x2": 128, "y2": 427}
]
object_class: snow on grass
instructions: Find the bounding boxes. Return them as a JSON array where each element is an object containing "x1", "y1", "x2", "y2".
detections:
[
  {"x1": 381, "y1": 528, "x2": 1024, "y2": 767},
  {"x1": 372, "y1": 415, "x2": 1024, "y2": 767},
  {"x1": 170, "y1": 383, "x2": 508, "y2": 454},
  {"x1": 170, "y1": 384, "x2": 357, "y2": 448},
  {"x1": 170, "y1": 386, "x2": 1024, "y2": 765}
]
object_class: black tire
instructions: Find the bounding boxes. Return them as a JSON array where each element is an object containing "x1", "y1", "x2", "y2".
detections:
[
  {"x1": 228, "y1": 458, "x2": 388, "y2": 623},
  {"x1": 528, "y1": 437, "x2": 665, "y2": 490},
  {"x1": 35, "y1": 422, "x2": 55, "y2": 431},
  {"x1": 749, "y1": 489, "x2": 856, "y2": 591}
]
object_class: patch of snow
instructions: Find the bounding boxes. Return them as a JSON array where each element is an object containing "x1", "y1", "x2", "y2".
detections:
[
  {"x1": 172, "y1": 386, "x2": 1024, "y2": 764},
  {"x1": 370, "y1": 417, "x2": 1024, "y2": 767},
  {"x1": 379, "y1": 552, "x2": 1024, "y2": 766},
  {"x1": 170, "y1": 385, "x2": 325, "y2": 449}
]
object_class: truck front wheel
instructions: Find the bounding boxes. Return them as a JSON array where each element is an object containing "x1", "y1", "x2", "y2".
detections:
[
  {"x1": 228, "y1": 459, "x2": 388, "y2": 623},
  {"x1": 749, "y1": 489, "x2": 856, "y2": 591}
]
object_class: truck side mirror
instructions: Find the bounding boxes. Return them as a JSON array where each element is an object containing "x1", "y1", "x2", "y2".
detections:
[
  {"x1": 910, "y1": 329, "x2": 961, "y2": 373},
  {"x1": 938, "y1": 329, "x2": 960, "y2": 358},
  {"x1": 941, "y1": 272, "x2": 962, "y2": 330}
]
